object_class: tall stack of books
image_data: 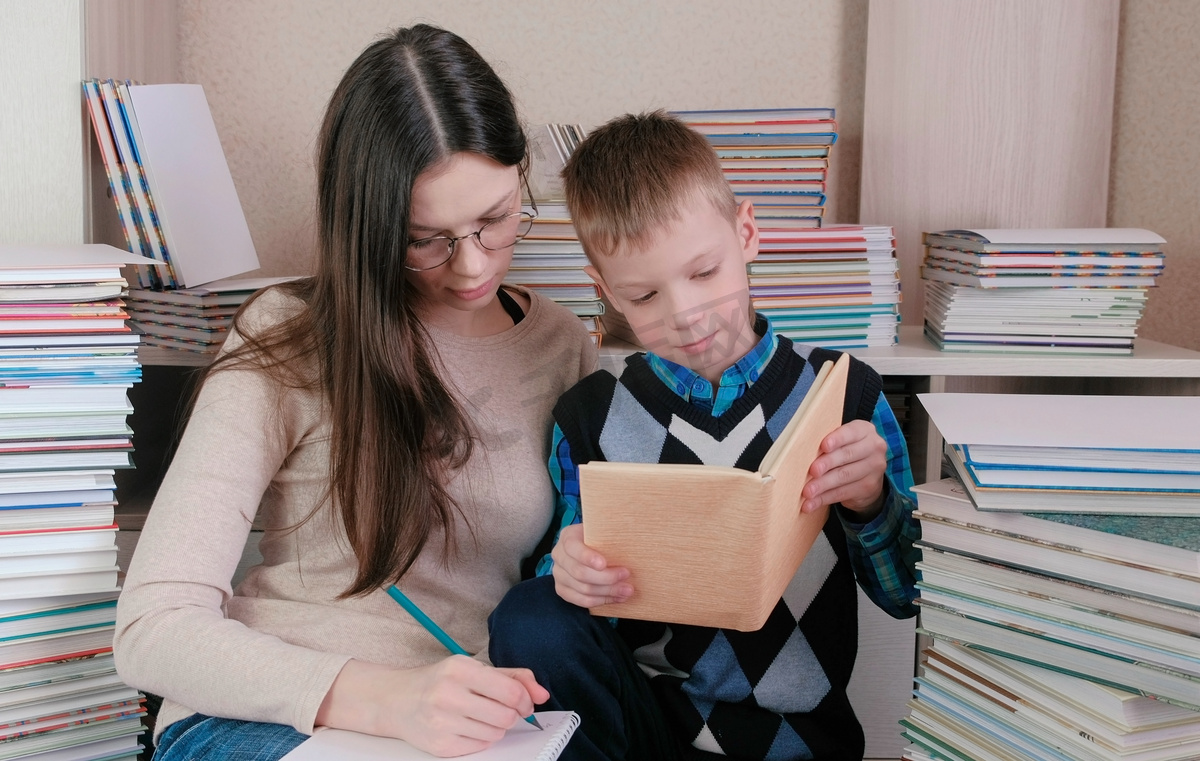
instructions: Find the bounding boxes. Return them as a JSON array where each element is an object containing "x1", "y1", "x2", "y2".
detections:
[
  {"x1": 506, "y1": 124, "x2": 604, "y2": 344},
  {"x1": 84, "y1": 79, "x2": 282, "y2": 360},
  {"x1": 0, "y1": 246, "x2": 151, "y2": 760},
  {"x1": 903, "y1": 393, "x2": 1200, "y2": 761},
  {"x1": 674, "y1": 108, "x2": 837, "y2": 230},
  {"x1": 749, "y1": 225, "x2": 900, "y2": 348},
  {"x1": 921, "y1": 229, "x2": 1166, "y2": 355}
]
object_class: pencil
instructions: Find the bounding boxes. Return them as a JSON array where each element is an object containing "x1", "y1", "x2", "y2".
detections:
[{"x1": 386, "y1": 584, "x2": 544, "y2": 730}]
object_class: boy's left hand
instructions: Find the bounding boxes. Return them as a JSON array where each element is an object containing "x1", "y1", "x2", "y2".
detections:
[{"x1": 801, "y1": 419, "x2": 887, "y2": 520}]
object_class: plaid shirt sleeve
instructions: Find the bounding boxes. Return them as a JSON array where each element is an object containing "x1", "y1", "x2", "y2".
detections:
[
  {"x1": 836, "y1": 391, "x2": 922, "y2": 619},
  {"x1": 535, "y1": 423, "x2": 582, "y2": 577}
]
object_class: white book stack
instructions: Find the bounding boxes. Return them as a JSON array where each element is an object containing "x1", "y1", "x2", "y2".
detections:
[
  {"x1": 921, "y1": 229, "x2": 1166, "y2": 355},
  {"x1": 506, "y1": 124, "x2": 603, "y2": 345},
  {"x1": 0, "y1": 246, "x2": 150, "y2": 761},
  {"x1": 901, "y1": 393, "x2": 1200, "y2": 761}
]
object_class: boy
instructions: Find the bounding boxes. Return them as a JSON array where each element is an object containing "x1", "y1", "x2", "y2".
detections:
[{"x1": 490, "y1": 112, "x2": 920, "y2": 761}]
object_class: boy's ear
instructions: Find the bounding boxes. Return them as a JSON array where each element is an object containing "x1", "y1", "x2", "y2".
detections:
[
  {"x1": 736, "y1": 200, "x2": 760, "y2": 264},
  {"x1": 584, "y1": 263, "x2": 619, "y2": 307}
]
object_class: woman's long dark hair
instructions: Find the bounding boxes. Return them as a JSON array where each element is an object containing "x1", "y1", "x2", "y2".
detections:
[{"x1": 205, "y1": 25, "x2": 527, "y2": 596}]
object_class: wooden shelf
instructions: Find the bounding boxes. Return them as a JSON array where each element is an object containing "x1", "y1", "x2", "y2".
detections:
[
  {"x1": 853, "y1": 327, "x2": 1200, "y2": 378},
  {"x1": 601, "y1": 326, "x2": 1200, "y2": 378}
]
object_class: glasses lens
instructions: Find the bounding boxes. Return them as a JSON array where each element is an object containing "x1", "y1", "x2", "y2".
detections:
[
  {"x1": 406, "y1": 238, "x2": 453, "y2": 270},
  {"x1": 479, "y1": 213, "x2": 534, "y2": 251}
]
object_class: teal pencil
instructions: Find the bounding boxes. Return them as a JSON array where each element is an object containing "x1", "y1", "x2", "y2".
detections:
[{"x1": 386, "y1": 585, "x2": 543, "y2": 730}]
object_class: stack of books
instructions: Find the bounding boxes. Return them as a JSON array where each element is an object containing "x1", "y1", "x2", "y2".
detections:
[
  {"x1": 506, "y1": 124, "x2": 603, "y2": 344},
  {"x1": 84, "y1": 79, "x2": 285, "y2": 360},
  {"x1": 126, "y1": 276, "x2": 298, "y2": 359},
  {"x1": 0, "y1": 245, "x2": 150, "y2": 760},
  {"x1": 674, "y1": 108, "x2": 837, "y2": 230},
  {"x1": 749, "y1": 225, "x2": 900, "y2": 348},
  {"x1": 903, "y1": 393, "x2": 1200, "y2": 761},
  {"x1": 921, "y1": 228, "x2": 1166, "y2": 355}
]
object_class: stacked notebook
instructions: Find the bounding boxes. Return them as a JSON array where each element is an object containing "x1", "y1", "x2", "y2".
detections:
[
  {"x1": 749, "y1": 225, "x2": 900, "y2": 348},
  {"x1": 924, "y1": 393, "x2": 1200, "y2": 515},
  {"x1": 674, "y1": 108, "x2": 837, "y2": 229},
  {"x1": 0, "y1": 246, "x2": 149, "y2": 760},
  {"x1": 505, "y1": 124, "x2": 603, "y2": 344},
  {"x1": 902, "y1": 393, "x2": 1200, "y2": 761},
  {"x1": 921, "y1": 229, "x2": 1166, "y2": 355},
  {"x1": 126, "y1": 276, "x2": 299, "y2": 359}
]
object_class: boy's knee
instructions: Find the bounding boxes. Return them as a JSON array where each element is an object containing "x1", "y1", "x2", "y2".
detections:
[
  {"x1": 492, "y1": 576, "x2": 562, "y2": 634},
  {"x1": 490, "y1": 576, "x2": 592, "y2": 662}
]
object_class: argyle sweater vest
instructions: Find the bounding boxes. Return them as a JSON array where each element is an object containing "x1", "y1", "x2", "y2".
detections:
[{"x1": 553, "y1": 339, "x2": 883, "y2": 761}]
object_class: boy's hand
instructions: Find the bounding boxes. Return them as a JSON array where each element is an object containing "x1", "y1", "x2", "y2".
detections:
[
  {"x1": 801, "y1": 419, "x2": 887, "y2": 521},
  {"x1": 550, "y1": 524, "x2": 633, "y2": 609}
]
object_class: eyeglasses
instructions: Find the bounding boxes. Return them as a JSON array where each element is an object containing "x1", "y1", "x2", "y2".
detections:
[{"x1": 404, "y1": 210, "x2": 537, "y2": 272}]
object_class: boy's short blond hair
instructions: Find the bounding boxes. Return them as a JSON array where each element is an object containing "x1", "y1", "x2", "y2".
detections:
[{"x1": 562, "y1": 111, "x2": 737, "y2": 261}]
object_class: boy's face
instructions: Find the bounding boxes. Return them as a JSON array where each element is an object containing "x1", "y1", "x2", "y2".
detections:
[{"x1": 587, "y1": 197, "x2": 760, "y2": 384}]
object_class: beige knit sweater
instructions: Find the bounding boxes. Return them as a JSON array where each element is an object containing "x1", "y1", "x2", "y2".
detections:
[{"x1": 114, "y1": 286, "x2": 597, "y2": 737}]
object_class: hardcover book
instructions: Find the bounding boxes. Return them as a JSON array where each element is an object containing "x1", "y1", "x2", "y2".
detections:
[{"x1": 580, "y1": 353, "x2": 848, "y2": 631}]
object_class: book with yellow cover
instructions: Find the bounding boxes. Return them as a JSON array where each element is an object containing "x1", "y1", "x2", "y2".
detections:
[{"x1": 579, "y1": 353, "x2": 849, "y2": 631}]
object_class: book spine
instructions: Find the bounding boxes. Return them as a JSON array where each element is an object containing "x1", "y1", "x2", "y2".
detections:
[{"x1": 82, "y1": 80, "x2": 151, "y2": 288}]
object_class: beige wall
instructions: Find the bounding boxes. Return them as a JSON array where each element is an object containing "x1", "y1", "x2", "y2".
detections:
[
  {"x1": 175, "y1": 0, "x2": 868, "y2": 279},
  {"x1": 1109, "y1": 0, "x2": 1200, "y2": 351}
]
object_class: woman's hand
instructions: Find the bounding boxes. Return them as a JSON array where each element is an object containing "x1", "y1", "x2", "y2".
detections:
[
  {"x1": 316, "y1": 656, "x2": 548, "y2": 757},
  {"x1": 550, "y1": 523, "x2": 632, "y2": 608}
]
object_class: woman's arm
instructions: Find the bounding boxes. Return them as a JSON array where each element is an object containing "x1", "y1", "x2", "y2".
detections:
[
  {"x1": 115, "y1": 313, "x2": 549, "y2": 750},
  {"x1": 114, "y1": 357, "x2": 349, "y2": 732}
]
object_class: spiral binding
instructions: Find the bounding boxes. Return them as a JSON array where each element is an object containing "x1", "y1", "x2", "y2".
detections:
[{"x1": 536, "y1": 712, "x2": 581, "y2": 760}]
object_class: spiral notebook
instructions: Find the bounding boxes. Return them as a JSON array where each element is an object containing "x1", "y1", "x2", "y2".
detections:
[{"x1": 280, "y1": 711, "x2": 579, "y2": 760}]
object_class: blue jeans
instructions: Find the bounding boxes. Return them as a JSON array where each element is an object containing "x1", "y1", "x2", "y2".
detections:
[
  {"x1": 153, "y1": 713, "x2": 306, "y2": 761},
  {"x1": 489, "y1": 575, "x2": 692, "y2": 761}
]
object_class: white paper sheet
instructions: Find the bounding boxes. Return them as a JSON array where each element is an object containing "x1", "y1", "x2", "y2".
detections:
[
  {"x1": 918, "y1": 393, "x2": 1200, "y2": 449},
  {"x1": 0, "y1": 245, "x2": 160, "y2": 269}
]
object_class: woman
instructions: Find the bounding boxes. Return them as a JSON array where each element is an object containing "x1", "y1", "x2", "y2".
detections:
[{"x1": 115, "y1": 24, "x2": 597, "y2": 760}]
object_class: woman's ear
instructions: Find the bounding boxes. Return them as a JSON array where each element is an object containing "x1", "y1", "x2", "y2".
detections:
[{"x1": 736, "y1": 200, "x2": 760, "y2": 264}]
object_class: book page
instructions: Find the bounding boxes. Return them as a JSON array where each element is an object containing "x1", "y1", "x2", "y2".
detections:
[
  {"x1": 280, "y1": 711, "x2": 580, "y2": 761},
  {"x1": 758, "y1": 353, "x2": 847, "y2": 477}
]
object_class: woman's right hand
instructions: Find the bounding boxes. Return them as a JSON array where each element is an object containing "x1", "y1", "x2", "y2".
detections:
[
  {"x1": 550, "y1": 523, "x2": 633, "y2": 608},
  {"x1": 316, "y1": 656, "x2": 548, "y2": 757}
]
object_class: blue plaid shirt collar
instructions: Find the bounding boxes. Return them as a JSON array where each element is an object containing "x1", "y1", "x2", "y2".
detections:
[{"x1": 644, "y1": 313, "x2": 777, "y2": 417}]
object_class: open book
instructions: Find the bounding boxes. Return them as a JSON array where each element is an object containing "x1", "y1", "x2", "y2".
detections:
[
  {"x1": 280, "y1": 711, "x2": 579, "y2": 761},
  {"x1": 580, "y1": 353, "x2": 849, "y2": 631}
]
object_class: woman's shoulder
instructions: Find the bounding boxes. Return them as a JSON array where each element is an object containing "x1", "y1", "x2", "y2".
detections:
[
  {"x1": 219, "y1": 284, "x2": 309, "y2": 353},
  {"x1": 235, "y1": 284, "x2": 308, "y2": 333},
  {"x1": 521, "y1": 287, "x2": 591, "y2": 337}
]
